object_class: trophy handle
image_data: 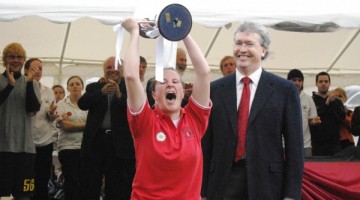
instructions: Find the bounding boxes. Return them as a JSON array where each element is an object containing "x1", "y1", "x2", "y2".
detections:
[{"x1": 139, "y1": 20, "x2": 160, "y2": 39}]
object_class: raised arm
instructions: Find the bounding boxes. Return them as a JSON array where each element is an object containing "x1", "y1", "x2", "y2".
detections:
[
  {"x1": 122, "y1": 18, "x2": 146, "y2": 112},
  {"x1": 183, "y1": 35, "x2": 211, "y2": 106}
]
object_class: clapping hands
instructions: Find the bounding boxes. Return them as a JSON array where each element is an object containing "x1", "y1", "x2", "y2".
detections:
[
  {"x1": 26, "y1": 65, "x2": 40, "y2": 81},
  {"x1": 6, "y1": 64, "x2": 16, "y2": 86},
  {"x1": 102, "y1": 79, "x2": 121, "y2": 98}
]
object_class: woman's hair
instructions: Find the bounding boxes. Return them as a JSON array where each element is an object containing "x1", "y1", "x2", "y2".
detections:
[
  {"x1": 52, "y1": 84, "x2": 65, "y2": 93},
  {"x1": 219, "y1": 56, "x2": 235, "y2": 72},
  {"x1": 334, "y1": 87, "x2": 347, "y2": 102},
  {"x1": 150, "y1": 68, "x2": 181, "y2": 92},
  {"x1": 24, "y1": 58, "x2": 41, "y2": 70},
  {"x1": 52, "y1": 84, "x2": 66, "y2": 101},
  {"x1": 67, "y1": 75, "x2": 84, "y2": 86}
]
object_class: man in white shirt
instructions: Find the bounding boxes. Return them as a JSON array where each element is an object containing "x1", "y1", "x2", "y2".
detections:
[{"x1": 287, "y1": 69, "x2": 321, "y2": 157}]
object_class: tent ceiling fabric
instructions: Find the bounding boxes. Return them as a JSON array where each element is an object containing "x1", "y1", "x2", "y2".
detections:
[
  {"x1": 1, "y1": 0, "x2": 360, "y2": 27},
  {"x1": 1, "y1": 0, "x2": 360, "y2": 87}
]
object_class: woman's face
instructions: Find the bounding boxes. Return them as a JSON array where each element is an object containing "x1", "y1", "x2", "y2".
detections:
[
  {"x1": 334, "y1": 90, "x2": 347, "y2": 103},
  {"x1": 29, "y1": 60, "x2": 43, "y2": 81},
  {"x1": 152, "y1": 70, "x2": 184, "y2": 115},
  {"x1": 53, "y1": 87, "x2": 65, "y2": 102},
  {"x1": 67, "y1": 77, "x2": 84, "y2": 96}
]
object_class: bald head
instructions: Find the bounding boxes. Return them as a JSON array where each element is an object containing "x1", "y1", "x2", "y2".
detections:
[
  {"x1": 176, "y1": 48, "x2": 187, "y2": 75},
  {"x1": 103, "y1": 56, "x2": 122, "y2": 82}
]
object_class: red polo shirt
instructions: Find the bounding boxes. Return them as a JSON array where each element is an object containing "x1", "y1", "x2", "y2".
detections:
[{"x1": 128, "y1": 98, "x2": 211, "y2": 200}]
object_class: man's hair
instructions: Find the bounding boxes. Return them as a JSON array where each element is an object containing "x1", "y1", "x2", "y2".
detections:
[
  {"x1": 140, "y1": 56, "x2": 147, "y2": 65},
  {"x1": 315, "y1": 71, "x2": 331, "y2": 83},
  {"x1": 220, "y1": 56, "x2": 235, "y2": 72},
  {"x1": 2, "y1": 43, "x2": 27, "y2": 66},
  {"x1": 177, "y1": 48, "x2": 186, "y2": 54},
  {"x1": 234, "y1": 21, "x2": 271, "y2": 60},
  {"x1": 287, "y1": 69, "x2": 304, "y2": 81}
]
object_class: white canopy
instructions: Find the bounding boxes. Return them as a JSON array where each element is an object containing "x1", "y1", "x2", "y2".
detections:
[{"x1": 1, "y1": 0, "x2": 360, "y2": 88}]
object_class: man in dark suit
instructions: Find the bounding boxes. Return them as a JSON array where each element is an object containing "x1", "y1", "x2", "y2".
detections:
[
  {"x1": 78, "y1": 56, "x2": 135, "y2": 200},
  {"x1": 351, "y1": 106, "x2": 360, "y2": 146},
  {"x1": 201, "y1": 22, "x2": 304, "y2": 200}
]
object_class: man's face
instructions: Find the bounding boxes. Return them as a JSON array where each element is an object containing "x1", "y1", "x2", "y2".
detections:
[
  {"x1": 233, "y1": 32, "x2": 266, "y2": 75},
  {"x1": 103, "y1": 57, "x2": 121, "y2": 82},
  {"x1": 221, "y1": 58, "x2": 236, "y2": 76},
  {"x1": 176, "y1": 51, "x2": 187, "y2": 74},
  {"x1": 139, "y1": 61, "x2": 147, "y2": 82},
  {"x1": 290, "y1": 78, "x2": 303, "y2": 92},
  {"x1": 316, "y1": 75, "x2": 330, "y2": 95},
  {"x1": 4, "y1": 52, "x2": 25, "y2": 74}
]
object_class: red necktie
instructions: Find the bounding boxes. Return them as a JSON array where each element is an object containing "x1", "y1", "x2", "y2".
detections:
[{"x1": 235, "y1": 77, "x2": 251, "y2": 162}]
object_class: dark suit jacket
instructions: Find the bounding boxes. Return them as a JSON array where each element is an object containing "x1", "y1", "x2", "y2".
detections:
[
  {"x1": 202, "y1": 70, "x2": 304, "y2": 199},
  {"x1": 78, "y1": 78, "x2": 135, "y2": 159},
  {"x1": 351, "y1": 106, "x2": 360, "y2": 146}
]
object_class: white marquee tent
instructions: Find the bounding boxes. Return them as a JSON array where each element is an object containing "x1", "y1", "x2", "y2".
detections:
[{"x1": 1, "y1": 0, "x2": 360, "y2": 89}]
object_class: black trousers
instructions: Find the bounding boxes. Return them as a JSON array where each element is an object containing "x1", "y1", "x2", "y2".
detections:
[
  {"x1": 80, "y1": 130, "x2": 136, "y2": 200},
  {"x1": 223, "y1": 159, "x2": 248, "y2": 200},
  {"x1": 312, "y1": 143, "x2": 341, "y2": 156},
  {"x1": 58, "y1": 149, "x2": 81, "y2": 200},
  {"x1": 33, "y1": 143, "x2": 53, "y2": 200}
]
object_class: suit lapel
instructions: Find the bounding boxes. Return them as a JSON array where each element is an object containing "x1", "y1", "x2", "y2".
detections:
[
  {"x1": 249, "y1": 70, "x2": 273, "y2": 124},
  {"x1": 218, "y1": 74, "x2": 238, "y2": 135}
]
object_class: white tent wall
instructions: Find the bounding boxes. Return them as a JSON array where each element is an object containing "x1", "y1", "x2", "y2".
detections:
[{"x1": 1, "y1": 0, "x2": 360, "y2": 88}]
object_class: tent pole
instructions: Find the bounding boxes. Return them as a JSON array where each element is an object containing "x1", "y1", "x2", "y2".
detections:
[
  {"x1": 204, "y1": 27, "x2": 222, "y2": 58},
  {"x1": 326, "y1": 29, "x2": 360, "y2": 72},
  {"x1": 57, "y1": 23, "x2": 71, "y2": 84}
]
